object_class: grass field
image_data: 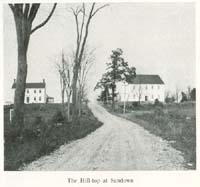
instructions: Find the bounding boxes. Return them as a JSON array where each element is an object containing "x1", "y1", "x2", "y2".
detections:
[
  {"x1": 4, "y1": 103, "x2": 103, "y2": 171},
  {"x1": 105, "y1": 102, "x2": 196, "y2": 169}
]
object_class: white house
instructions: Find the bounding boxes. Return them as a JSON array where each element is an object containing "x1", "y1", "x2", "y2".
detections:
[
  {"x1": 116, "y1": 74, "x2": 165, "y2": 103},
  {"x1": 12, "y1": 79, "x2": 47, "y2": 104}
]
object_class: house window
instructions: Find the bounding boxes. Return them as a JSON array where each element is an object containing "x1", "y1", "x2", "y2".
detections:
[
  {"x1": 133, "y1": 94, "x2": 135, "y2": 99},
  {"x1": 39, "y1": 89, "x2": 41, "y2": 93},
  {"x1": 152, "y1": 95, "x2": 154, "y2": 99},
  {"x1": 152, "y1": 85, "x2": 154, "y2": 89},
  {"x1": 133, "y1": 85, "x2": 135, "y2": 90},
  {"x1": 27, "y1": 89, "x2": 29, "y2": 93},
  {"x1": 145, "y1": 85, "x2": 148, "y2": 90},
  {"x1": 34, "y1": 97, "x2": 36, "y2": 101},
  {"x1": 34, "y1": 90, "x2": 36, "y2": 93},
  {"x1": 158, "y1": 85, "x2": 160, "y2": 89},
  {"x1": 39, "y1": 96, "x2": 41, "y2": 101}
]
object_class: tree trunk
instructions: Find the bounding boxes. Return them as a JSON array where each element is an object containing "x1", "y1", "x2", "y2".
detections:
[
  {"x1": 66, "y1": 92, "x2": 71, "y2": 121},
  {"x1": 59, "y1": 74, "x2": 65, "y2": 113},
  {"x1": 71, "y1": 62, "x2": 79, "y2": 122},
  {"x1": 70, "y1": 3, "x2": 107, "y2": 123},
  {"x1": 76, "y1": 87, "x2": 80, "y2": 116},
  {"x1": 78, "y1": 87, "x2": 82, "y2": 117},
  {"x1": 111, "y1": 84, "x2": 115, "y2": 110},
  {"x1": 9, "y1": 3, "x2": 57, "y2": 134},
  {"x1": 104, "y1": 86, "x2": 108, "y2": 105},
  {"x1": 12, "y1": 15, "x2": 30, "y2": 134},
  {"x1": 61, "y1": 85, "x2": 65, "y2": 113},
  {"x1": 12, "y1": 49, "x2": 28, "y2": 132}
]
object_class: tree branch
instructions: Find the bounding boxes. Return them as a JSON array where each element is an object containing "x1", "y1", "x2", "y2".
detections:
[
  {"x1": 28, "y1": 3, "x2": 40, "y2": 23},
  {"x1": 74, "y1": 12, "x2": 80, "y2": 47},
  {"x1": 91, "y1": 4, "x2": 109, "y2": 17},
  {"x1": 78, "y1": 3, "x2": 95, "y2": 64},
  {"x1": 79, "y1": 3, "x2": 85, "y2": 45},
  {"x1": 14, "y1": 4, "x2": 23, "y2": 14},
  {"x1": 30, "y1": 3, "x2": 57, "y2": 35},
  {"x1": 24, "y1": 4, "x2": 30, "y2": 18},
  {"x1": 8, "y1": 4, "x2": 15, "y2": 13},
  {"x1": 71, "y1": 6, "x2": 84, "y2": 59}
]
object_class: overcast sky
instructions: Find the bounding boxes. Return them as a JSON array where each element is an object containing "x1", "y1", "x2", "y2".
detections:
[{"x1": 3, "y1": 2, "x2": 195, "y2": 103}]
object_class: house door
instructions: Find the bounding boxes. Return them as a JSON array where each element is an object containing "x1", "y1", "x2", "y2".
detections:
[
  {"x1": 145, "y1": 96, "x2": 148, "y2": 101},
  {"x1": 26, "y1": 97, "x2": 29, "y2": 103}
]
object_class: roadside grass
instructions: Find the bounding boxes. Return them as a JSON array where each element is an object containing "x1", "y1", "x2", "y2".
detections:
[
  {"x1": 104, "y1": 102, "x2": 196, "y2": 169},
  {"x1": 4, "y1": 103, "x2": 103, "y2": 171}
]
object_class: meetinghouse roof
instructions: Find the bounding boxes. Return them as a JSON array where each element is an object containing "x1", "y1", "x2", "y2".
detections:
[{"x1": 129, "y1": 74, "x2": 164, "y2": 84}]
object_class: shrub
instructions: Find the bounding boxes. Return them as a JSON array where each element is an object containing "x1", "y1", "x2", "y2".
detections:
[
  {"x1": 4, "y1": 126, "x2": 20, "y2": 142},
  {"x1": 154, "y1": 99, "x2": 163, "y2": 107},
  {"x1": 23, "y1": 115, "x2": 48, "y2": 139},
  {"x1": 31, "y1": 104, "x2": 40, "y2": 111},
  {"x1": 154, "y1": 116, "x2": 167, "y2": 127},
  {"x1": 181, "y1": 92, "x2": 188, "y2": 102},
  {"x1": 165, "y1": 96, "x2": 175, "y2": 103},
  {"x1": 22, "y1": 129, "x2": 38, "y2": 140},
  {"x1": 154, "y1": 107, "x2": 164, "y2": 116},
  {"x1": 34, "y1": 116, "x2": 43, "y2": 125},
  {"x1": 39, "y1": 105, "x2": 46, "y2": 111},
  {"x1": 168, "y1": 111, "x2": 184, "y2": 120},
  {"x1": 52, "y1": 110, "x2": 65, "y2": 124},
  {"x1": 132, "y1": 101, "x2": 140, "y2": 108},
  {"x1": 190, "y1": 88, "x2": 196, "y2": 101}
]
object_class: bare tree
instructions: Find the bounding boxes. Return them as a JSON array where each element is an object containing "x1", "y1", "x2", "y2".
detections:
[
  {"x1": 70, "y1": 3, "x2": 109, "y2": 122},
  {"x1": 137, "y1": 79, "x2": 142, "y2": 104},
  {"x1": 9, "y1": 3, "x2": 57, "y2": 133},
  {"x1": 165, "y1": 90, "x2": 172, "y2": 103},
  {"x1": 123, "y1": 82, "x2": 129, "y2": 114},
  {"x1": 57, "y1": 52, "x2": 67, "y2": 114},
  {"x1": 77, "y1": 47, "x2": 95, "y2": 116},
  {"x1": 56, "y1": 51, "x2": 73, "y2": 120},
  {"x1": 63, "y1": 53, "x2": 73, "y2": 120},
  {"x1": 57, "y1": 46, "x2": 94, "y2": 120},
  {"x1": 187, "y1": 86, "x2": 191, "y2": 101},
  {"x1": 138, "y1": 85, "x2": 142, "y2": 104},
  {"x1": 165, "y1": 90, "x2": 170, "y2": 98},
  {"x1": 175, "y1": 86, "x2": 179, "y2": 102}
]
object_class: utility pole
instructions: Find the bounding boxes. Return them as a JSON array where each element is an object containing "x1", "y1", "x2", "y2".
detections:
[{"x1": 123, "y1": 81, "x2": 127, "y2": 114}]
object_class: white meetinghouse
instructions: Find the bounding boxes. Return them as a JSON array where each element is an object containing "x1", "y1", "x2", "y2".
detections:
[{"x1": 116, "y1": 74, "x2": 165, "y2": 103}]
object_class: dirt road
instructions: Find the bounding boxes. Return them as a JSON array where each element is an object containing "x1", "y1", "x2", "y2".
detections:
[{"x1": 22, "y1": 102, "x2": 185, "y2": 171}]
